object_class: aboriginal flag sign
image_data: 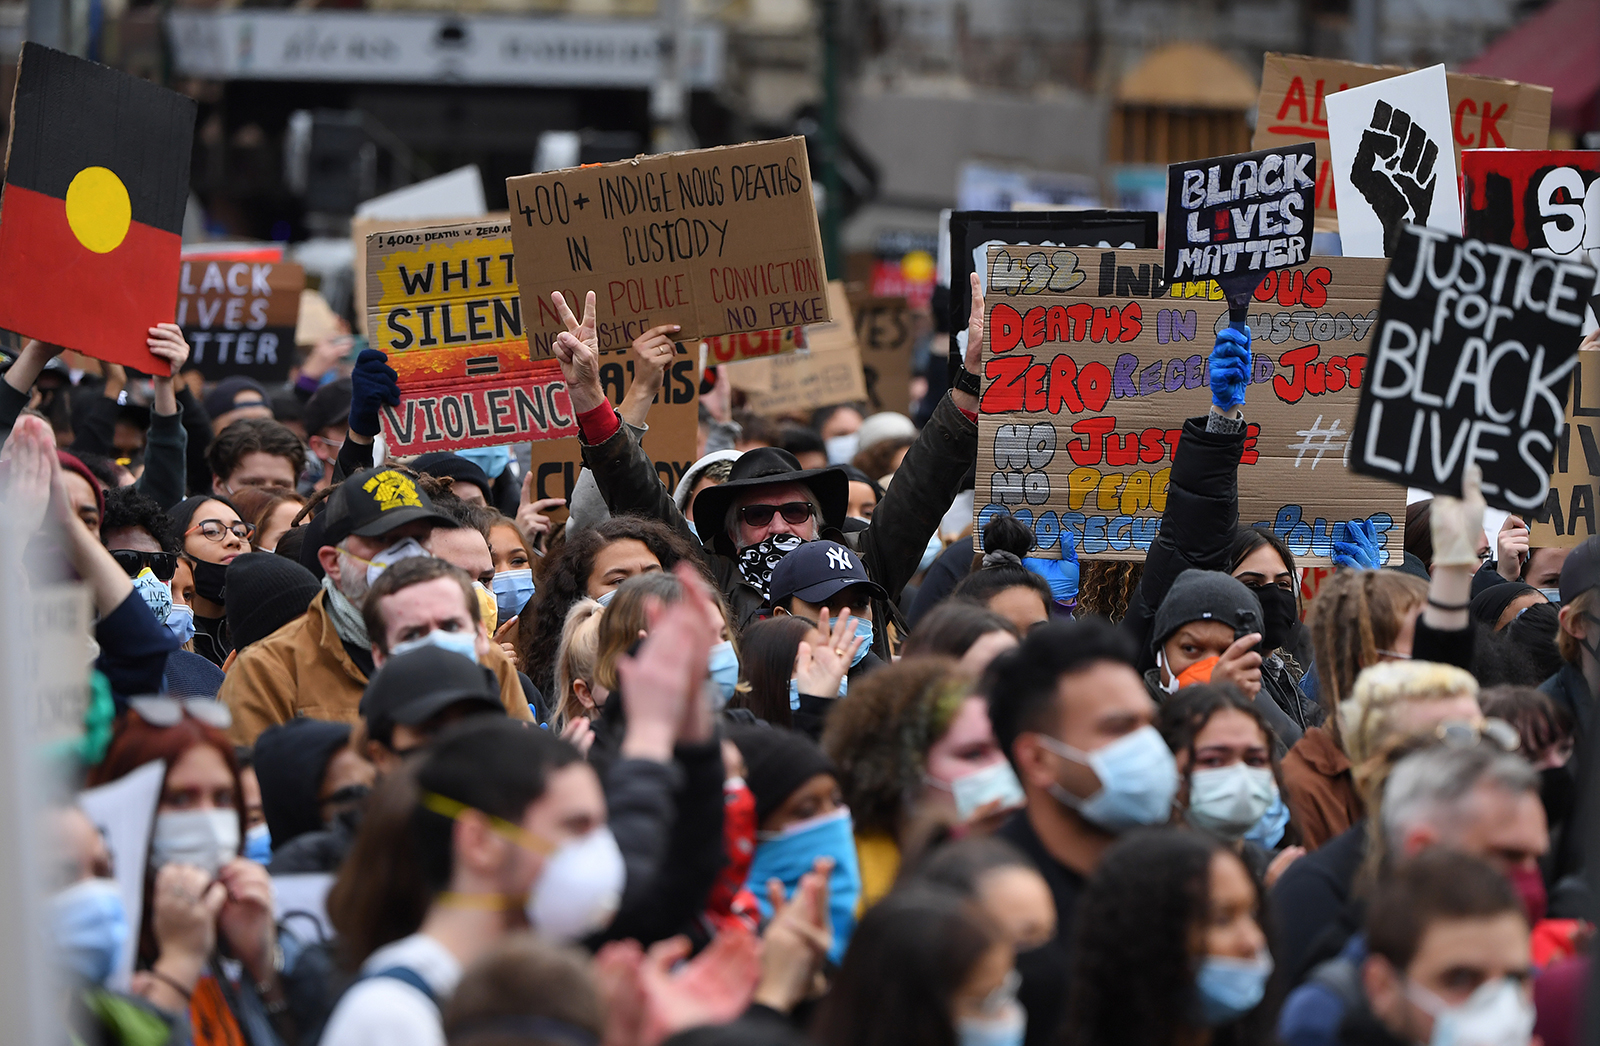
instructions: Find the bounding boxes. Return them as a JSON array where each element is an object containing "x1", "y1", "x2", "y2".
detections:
[{"x1": 0, "y1": 43, "x2": 197, "y2": 370}]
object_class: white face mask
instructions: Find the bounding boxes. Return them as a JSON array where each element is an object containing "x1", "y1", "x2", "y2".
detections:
[
  {"x1": 1185, "y1": 763, "x2": 1279, "y2": 840},
  {"x1": 1407, "y1": 976, "x2": 1534, "y2": 1046},
  {"x1": 525, "y1": 826, "x2": 625, "y2": 942},
  {"x1": 149, "y1": 809, "x2": 240, "y2": 877},
  {"x1": 365, "y1": 536, "x2": 430, "y2": 587},
  {"x1": 927, "y1": 760, "x2": 1026, "y2": 821}
]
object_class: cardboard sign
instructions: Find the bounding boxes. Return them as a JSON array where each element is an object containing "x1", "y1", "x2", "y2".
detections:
[
  {"x1": 703, "y1": 326, "x2": 802, "y2": 365},
  {"x1": 1350, "y1": 225, "x2": 1595, "y2": 513},
  {"x1": 726, "y1": 282, "x2": 867, "y2": 417},
  {"x1": 78, "y1": 761, "x2": 163, "y2": 990},
  {"x1": 850, "y1": 295, "x2": 915, "y2": 415},
  {"x1": 0, "y1": 43, "x2": 197, "y2": 371},
  {"x1": 176, "y1": 256, "x2": 305, "y2": 381},
  {"x1": 1326, "y1": 65, "x2": 1461, "y2": 258},
  {"x1": 1253, "y1": 53, "x2": 1553, "y2": 234},
  {"x1": 366, "y1": 217, "x2": 577, "y2": 454},
  {"x1": 1462, "y1": 150, "x2": 1600, "y2": 274},
  {"x1": 975, "y1": 245, "x2": 1403, "y2": 563},
  {"x1": 506, "y1": 137, "x2": 828, "y2": 354},
  {"x1": 1164, "y1": 143, "x2": 1318, "y2": 316},
  {"x1": 524, "y1": 346, "x2": 701, "y2": 522},
  {"x1": 1532, "y1": 347, "x2": 1600, "y2": 546}
]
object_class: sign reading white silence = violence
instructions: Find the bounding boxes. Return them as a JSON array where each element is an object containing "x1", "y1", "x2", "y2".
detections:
[{"x1": 1350, "y1": 224, "x2": 1596, "y2": 513}]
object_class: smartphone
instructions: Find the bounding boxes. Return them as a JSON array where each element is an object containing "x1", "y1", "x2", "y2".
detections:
[{"x1": 1235, "y1": 608, "x2": 1261, "y2": 642}]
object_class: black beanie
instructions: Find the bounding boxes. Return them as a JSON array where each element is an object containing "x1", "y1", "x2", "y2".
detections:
[
  {"x1": 226, "y1": 553, "x2": 322, "y2": 650},
  {"x1": 252, "y1": 718, "x2": 352, "y2": 848},
  {"x1": 726, "y1": 723, "x2": 837, "y2": 826},
  {"x1": 1150, "y1": 569, "x2": 1263, "y2": 656},
  {"x1": 1469, "y1": 581, "x2": 1538, "y2": 627}
]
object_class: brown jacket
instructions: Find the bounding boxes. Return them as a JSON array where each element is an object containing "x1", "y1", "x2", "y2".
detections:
[
  {"x1": 1281, "y1": 725, "x2": 1364, "y2": 850},
  {"x1": 219, "y1": 590, "x2": 532, "y2": 745}
]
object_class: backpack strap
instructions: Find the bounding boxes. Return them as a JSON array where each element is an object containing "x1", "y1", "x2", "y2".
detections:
[{"x1": 363, "y1": 966, "x2": 439, "y2": 1009}]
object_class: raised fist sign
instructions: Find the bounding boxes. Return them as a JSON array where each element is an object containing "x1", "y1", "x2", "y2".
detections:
[{"x1": 1349, "y1": 100, "x2": 1440, "y2": 251}]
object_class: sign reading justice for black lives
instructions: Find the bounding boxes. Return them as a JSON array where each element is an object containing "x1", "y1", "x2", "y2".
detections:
[{"x1": 1350, "y1": 224, "x2": 1596, "y2": 513}]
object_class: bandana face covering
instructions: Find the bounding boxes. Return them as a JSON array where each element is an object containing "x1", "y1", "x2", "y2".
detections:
[{"x1": 736, "y1": 533, "x2": 804, "y2": 601}]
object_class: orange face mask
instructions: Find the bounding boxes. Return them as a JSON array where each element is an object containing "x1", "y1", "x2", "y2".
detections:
[{"x1": 1175, "y1": 655, "x2": 1220, "y2": 688}]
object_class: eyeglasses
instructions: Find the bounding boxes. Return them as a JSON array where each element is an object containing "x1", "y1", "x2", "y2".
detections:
[
  {"x1": 738, "y1": 502, "x2": 814, "y2": 527},
  {"x1": 127, "y1": 696, "x2": 233, "y2": 731},
  {"x1": 186, "y1": 519, "x2": 255, "y2": 542},
  {"x1": 110, "y1": 549, "x2": 178, "y2": 581},
  {"x1": 1436, "y1": 717, "x2": 1520, "y2": 752}
]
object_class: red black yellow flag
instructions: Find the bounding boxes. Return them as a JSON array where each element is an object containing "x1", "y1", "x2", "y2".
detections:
[{"x1": 0, "y1": 43, "x2": 196, "y2": 370}]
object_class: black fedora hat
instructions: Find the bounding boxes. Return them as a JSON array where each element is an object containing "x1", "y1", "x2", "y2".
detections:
[{"x1": 692, "y1": 447, "x2": 849, "y2": 556}]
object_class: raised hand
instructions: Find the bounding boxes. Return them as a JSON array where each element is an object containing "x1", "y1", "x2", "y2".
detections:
[
  {"x1": 1496, "y1": 515, "x2": 1530, "y2": 581},
  {"x1": 616, "y1": 562, "x2": 721, "y2": 760},
  {"x1": 493, "y1": 616, "x2": 521, "y2": 669},
  {"x1": 216, "y1": 857, "x2": 277, "y2": 983},
  {"x1": 552, "y1": 290, "x2": 606, "y2": 414},
  {"x1": 1332, "y1": 518, "x2": 1383, "y2": 570},
  {"x1": 962, "y1": 271, "x2": 985, "y2": 377},
  {"x1": 752, "y1": 858, "x2": 834, "y2": 1013},
  {"x1": 5, "y1": 414, "x2": 54, "y2": 537},
  {"x1": 793, "y1": 608, "x2": 861, "y2": 698},
  {"x1": 1350, "y1": 100, "x2": 1439, "y2": 249},
  {"x1": 1212, "y1": 633, "x2": 1264, "y2": 698},
  {"x1": 1209, "y1": 325, "x2": 1251, "y2": 412},
  {"x1": 639, "y1": 930, "x2": 762, "y2": 1046},
  {"x1": 146, "y1": 323, "x2": 190, "y2": 377},
  {"x1": 349, "y1": 348, "x2": 400, "y2": 439},
  {"x1": 1432, "y1": 464, "x2": 1488, "y2": 568},
  {"x1": 517, "y1": 471, "x2": 565, "y2": 546}
]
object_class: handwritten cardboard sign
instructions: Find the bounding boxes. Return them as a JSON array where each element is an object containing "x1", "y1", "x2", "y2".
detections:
[
  {"x1": 1531, "y1": 347, "x2": 1600, "y2": 547},
  {"x1": 176, "y1": 255, "x2": 304, "y2": 381},
  {"x1": 1253, "y1": 53, "x2": 1553, "y2": 234},
  {"x1": 850, "y1": 295, "x2": 915, "y2": 416},
  {"x1": 1462, "y1": 150, "x2": 1600, "y2": 274},
  {"x1": 1326, "y1": 65, "x2": 1461, "y2": 258},
  {"x1": 365, "y1": 217, "x2": 577, "y2": 454},
  {"x1": 1350, "y1": 225, "x2": 1595, "y2": 513},
  {"x1": 975, "y1": 245, "x2": 1403, "y2": 563},
  {"x1": 726, "y1": 282, "x2": 867, "y2": 417},
  {"x1": 1164, "y1": 143, "x2": 1318, "y2": 317},
  {"x1": 703, "y1": 326, "x2": 802, "y2": 365},
  {"x1": 506, "y1": 137, "x2": 828, "y2": 355}
]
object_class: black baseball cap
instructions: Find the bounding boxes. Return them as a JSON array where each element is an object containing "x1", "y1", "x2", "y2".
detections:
[
  {"x1": 321, "y1": 466, "x2": 454, "y2": 547},
  {"x1": 359, "y1": 645, "x2": 505, "y2": 746},
  {"x1": 767, "y1": 539, "x2": 886, "y2": 610},
  {"x1": 1558, "y1": 536, "x2": 1600, "y2": 604}
]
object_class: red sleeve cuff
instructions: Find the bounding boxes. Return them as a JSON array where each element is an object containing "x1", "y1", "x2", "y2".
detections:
[
  {"x1": 578, "y1": 402, "x2": 621, "y2": 445},
  {"x1": 958, "y1": 405, "x2": 977, "y2": 423}
]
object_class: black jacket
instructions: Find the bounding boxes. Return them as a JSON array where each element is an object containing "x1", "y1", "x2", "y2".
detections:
[
  {"x1": 579, "y1": 393, "x2": 979, "y2": 660},
  {"x1": 997, "y1": 808, "x2": 1087, "y2": 1046},
  {"x1": 1271, "y1": 821, "x2": 1368, "y2": 985}
]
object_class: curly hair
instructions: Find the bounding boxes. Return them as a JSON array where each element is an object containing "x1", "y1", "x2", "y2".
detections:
[
  {"x1": 1077, "y1": 560, "x2": 1145, "y2": 622},
  {"x1": 516, "y1": 514, "x2": 702, "y2": 696},
  {"x1": 101, "y1": 486, "x2": 179, "y2": 553},
  {"x1": 1306, "y1": 569, "x2": 1427, "y2": 743},
  {"x1": 822, "y1": 656, "x2": 966, "y2": 837},
  {"x1": 1065, "y1": 829, "x2": 1272, "y2": 1046}
]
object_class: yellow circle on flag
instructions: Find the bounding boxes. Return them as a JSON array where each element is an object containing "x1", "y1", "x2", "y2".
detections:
[
  {"x1": 901, "y1": 249, "x2": 935, "y2": 283},
  {"x1": 64, "y1": 167, "x2": 132, "y2": 254}
]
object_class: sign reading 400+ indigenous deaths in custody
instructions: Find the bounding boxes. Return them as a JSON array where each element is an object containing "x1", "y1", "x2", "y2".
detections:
[
  {"x1": 1350, "y1": 225, "x2": 1596, "y2": 515},
  {"x1": 505, "y1": 136, "x2": 829, "y2": 354},
  {"x1": 366, "y1": 217, "x2": 577, "y2": 456},
  {"x1": 975, "y1": 244, "x2": 1405, "y2": 565}
]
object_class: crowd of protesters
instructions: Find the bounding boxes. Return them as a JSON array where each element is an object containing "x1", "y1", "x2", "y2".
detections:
[{"x1": 14, "y1": 273, "x2": 1600, "y2": 1046}]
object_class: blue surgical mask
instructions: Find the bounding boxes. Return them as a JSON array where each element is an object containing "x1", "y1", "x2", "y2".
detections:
[
  {"x1": 456, "y1": 444, "x2": 512, "y2": 479},
  {"x1": 788, "y1": 671, "x2": 850, "y2": 710},
  {"x1": 597, "y1": 588, "x2": 617, "y2": 608},
  {"x1": 919, "y1": 534, "x2": 943, "y2": 573},
  {"x1": 165, "y1": 603, "x2": 196, "y2": 645},
  {"x1": 132, "y1": 567, "x2": 172, "y2": 624},
  {"x1": 1538, "y1": 587, "x2": 1561, "y2": 604},
  {"x1": 363, "y1": 537, "x2": 430, "y2": 587},
  {"x1": 824, "y1": 434, "x2": 859, "y2": 465},
  {"x1": 244, "y1": 822, "x2": 272, "y2": 864},
  {"x1": 50, "y1": 878, "x2": 128, "y2": 986},
  {"x1": 851, "y1": 617, "x2": 873, "y2": 666},
  {"x1": 1036, "y1": 725, "x2": 1178, "y2": 832},
  {"x1": 708, "y1": 640, "x2": 739, "y2": 709},
  {"x1": 492, "y1": 568, "x2": 535, "y2": 622},
  {"x1": 1243, "y1": 790, "x2": 1291, "y2": 851},
  {"x1": 746, "y1": 807, "x2": 862, "y2": 964},
  {"x1": 391, "y1": 627, "x2": 480, "y2": 663},
  {"x1": 1195, "y1": 949, "x2": 1273, "y2": 1026},
  {"x1": 685, "y1": 519, "x2": 699, "y2": 541}
]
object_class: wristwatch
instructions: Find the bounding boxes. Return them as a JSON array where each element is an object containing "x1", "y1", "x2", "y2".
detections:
[{"x1": 953, "y1": 366, "x2": 982, "y2": 397}]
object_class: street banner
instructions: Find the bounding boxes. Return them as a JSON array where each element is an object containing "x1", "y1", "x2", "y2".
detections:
[
  {"x1": 506, "y1": 137, "x2": 828, "y2": 354},
  {"x1": 1164, "y1": 143, "x2": 1318, "y2": 321},
  {"x1": 176, "y1": 254, "x2": 304, "y2": 381},
  {"x1": 1253, "y1": 53, "x2": 1553, "y2": 234},
  {"x1": 1349, "y1": 225, "x2": 1595, "y2": 514},
  {"x1": 850, "y1": 295, "x2": 915, "y2": 415},
  {"x1": 976, "y1": 245, "x2": 1403, "y2": 563},
  {"x1": 1531, "y1": 346, "x2": 1600, "y2": 547},
  {"x1": 0, "y1": 43, "x2": 196, "y2": 371},
  {"x1": 365, "y1": 217, "x2": 577, "y2": 455},
  {"x1": 1326, "y1": 65, "x2": 1461, "y2": 258}
]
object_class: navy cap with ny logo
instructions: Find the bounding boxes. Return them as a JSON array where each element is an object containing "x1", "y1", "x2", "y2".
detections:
[{"x1": 767, "y1": 538, "x2": 888, "y2": 610}]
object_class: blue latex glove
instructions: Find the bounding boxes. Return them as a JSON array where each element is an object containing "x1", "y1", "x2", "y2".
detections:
[
  {"x1": 1209, "y1": 324, "x2": 1252, "y2": 411},
  {"x1": 349, "y1": 348, "x2": 400, "y2": 437},
  {"x1": 1024, "y1": 530, "x2": 1079, "y2": 605},
  {"x1": 1332, "y1": 518, "x2": 1383, "y2": 570}
]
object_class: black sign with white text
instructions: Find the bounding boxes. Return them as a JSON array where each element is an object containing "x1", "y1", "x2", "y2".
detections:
[{"x1": 1351, "y1": 224, "x2": 1596, "y2": 512}]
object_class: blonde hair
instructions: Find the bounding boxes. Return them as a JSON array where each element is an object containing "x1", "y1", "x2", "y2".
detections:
[
  {"x1": 553, "y1": 599, "x2": 604, "y2": 729},
  {"x1": 1339, "y1": 660, "x2": 1480, "y2": 768}
]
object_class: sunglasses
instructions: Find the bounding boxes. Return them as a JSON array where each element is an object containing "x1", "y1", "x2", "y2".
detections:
[
  {"x1": 1436, "y1": 717, "x2": 1520, "y2": 752},
  {"x1": 128, "y1": 696, "x2": 233, "y2": 731},
  {"x1": 186, "y1": 519, "x2": 256, "y2": 542},
  {"x1": 111, "y1": 549, "x2": 178, "y2": 581},
  {"x1": 738, "y1": 502, "x2": 814, "y2": 528}
]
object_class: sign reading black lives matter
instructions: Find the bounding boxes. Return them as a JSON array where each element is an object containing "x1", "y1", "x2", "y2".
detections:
[
  {"x1": 1165, "y1": 143, "x2": 1317, "y2": 318},
  {"x1": 1350, "y1": 224, "x2": 1596, "y2": 513}
]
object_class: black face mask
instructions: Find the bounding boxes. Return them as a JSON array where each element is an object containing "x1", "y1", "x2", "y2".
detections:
[
  {"x1": 189, "y1": 558, "x2": 228, "y2": 606},
  {"x1": 1250, "y1": 584, "x2": 1299, "y2": 653},
  {"x1": 1539, "y1": 765, "x2": 1577, "y2": 829}
]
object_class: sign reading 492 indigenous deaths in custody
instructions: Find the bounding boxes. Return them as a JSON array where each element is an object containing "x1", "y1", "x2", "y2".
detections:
[
  {"x1": 506, "y1": 137, "x2": 828, "y2": 354},
  {"x1": 366, "y1": 218, "x2": 576, "y2": 455},
  {"x1": 1350, "y1": 225, "x2": 1596, "y2": 514},
  {"x1": 975, "y1": 245, "x2": 1404, "y2": 564}
]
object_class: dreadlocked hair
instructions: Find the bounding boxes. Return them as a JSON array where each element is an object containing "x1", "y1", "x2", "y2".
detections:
[
  {"x1": 1077, "y1": 560, "x2": 1144, "y2": 622},
  {"x1": 1305, "y1": 569, "x2": 1426, "y2": 745}
]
